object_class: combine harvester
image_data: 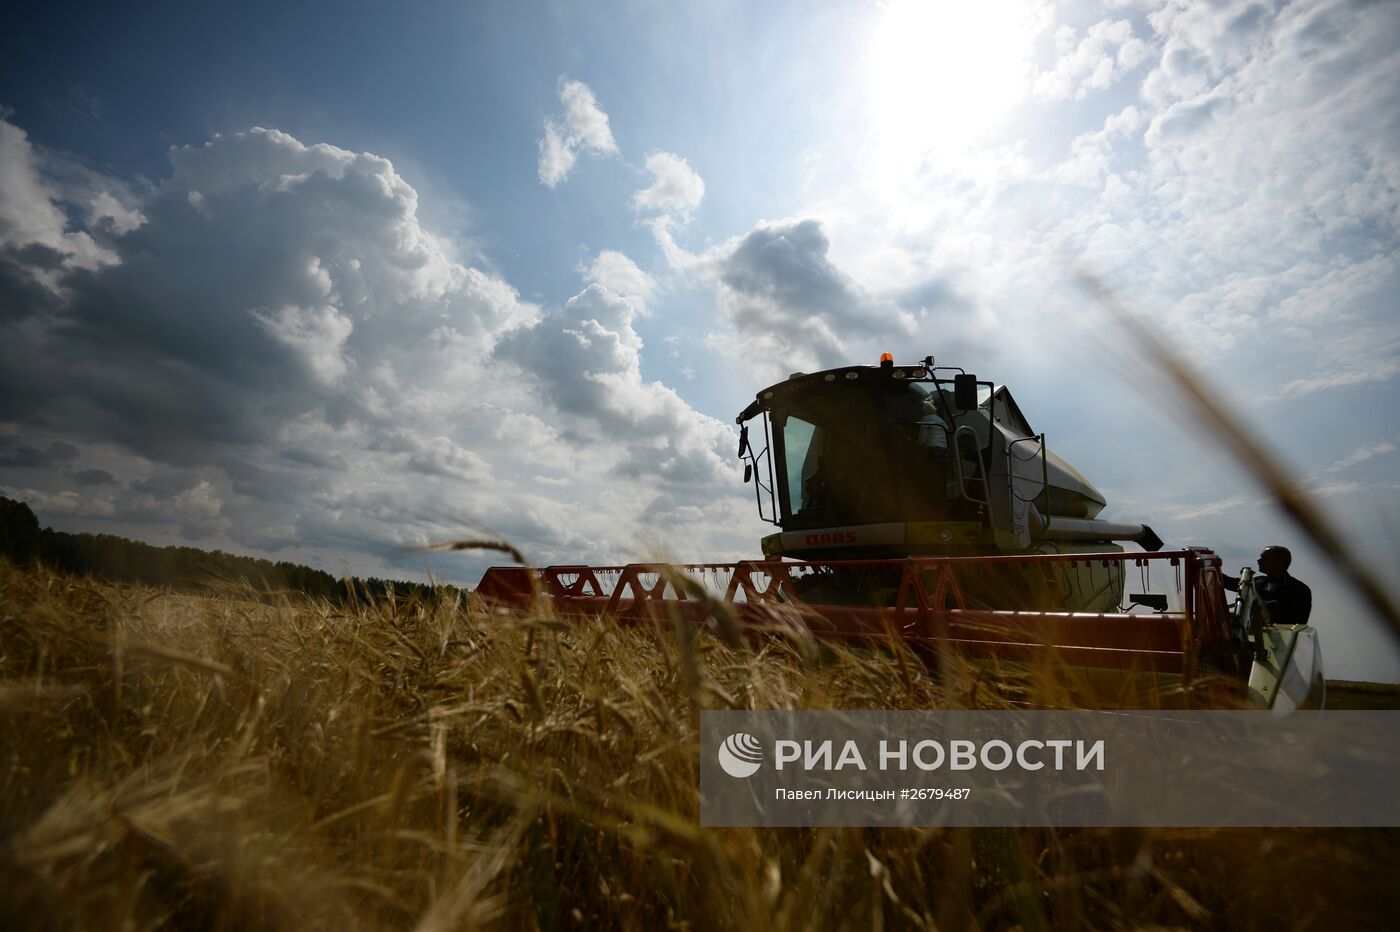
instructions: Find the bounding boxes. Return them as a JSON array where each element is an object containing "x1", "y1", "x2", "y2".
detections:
[{"x1": 478, "y1": 355, "x2": 1324, "y2": 710}]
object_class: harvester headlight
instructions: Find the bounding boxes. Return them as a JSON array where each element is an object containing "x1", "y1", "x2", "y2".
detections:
[
  {"x1": 824, "y1": 373, "x2": 835, "y2": 382},
  {"x1": 938, "y1": 529, "x2": 954, "y2": 542},
  {"x1": 844, "y1": 372, "x2": 859, "y2": 380},
  {"x1": 893, "y1": 369, "x2": 905, "y2": 379},
  {"x1": 912, "y1": 368, "x2": 927, "y2": 378}
]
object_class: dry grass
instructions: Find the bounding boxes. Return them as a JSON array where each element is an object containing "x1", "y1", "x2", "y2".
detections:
[{"x1": 2, "y1": 559, "x2": 1397, "y2": 931}]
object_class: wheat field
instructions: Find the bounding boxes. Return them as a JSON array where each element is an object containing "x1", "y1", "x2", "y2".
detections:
[{"x1": 2, "y1": 559, "x2": 1397, "y2": 930}]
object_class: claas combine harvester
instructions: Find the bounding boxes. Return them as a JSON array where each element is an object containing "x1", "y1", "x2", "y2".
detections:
[{"x1": 478, "y1": 354, "x2": 1325, "y2": 710}]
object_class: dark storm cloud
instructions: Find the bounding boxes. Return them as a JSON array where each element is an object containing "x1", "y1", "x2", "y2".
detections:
[
  {"x1": 129, "y1": 472, "x2": 201, "y2": 499},
  {"x1": 46, "y1": 440, "x2": 79, "y2": 462},
  {"x1": 7, "y1": 242, "x2": 70, "y2": 271},
  {"x1": 0, "y1": 244, "x2": 65, "y2": 325},
  {"x1": 0, "y1": 436, "x2": 46, "y2": 467},
  {"x1": 73, "y1": 467, "x2": 115, "y2": 486}
]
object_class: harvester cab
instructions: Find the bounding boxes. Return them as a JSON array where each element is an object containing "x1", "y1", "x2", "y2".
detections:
[{"x1": 736, "y1": 353, "x2": 1164, "y2": 563}]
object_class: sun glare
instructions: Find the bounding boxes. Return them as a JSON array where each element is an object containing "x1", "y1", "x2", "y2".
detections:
[{"x1": 864, "y1": 0, "x2": 1042, "y2": 178}]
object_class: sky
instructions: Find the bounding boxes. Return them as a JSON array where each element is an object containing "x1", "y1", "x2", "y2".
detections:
[{"x1": 1, "y1": 0, "x2": 1397, "y2": 680}]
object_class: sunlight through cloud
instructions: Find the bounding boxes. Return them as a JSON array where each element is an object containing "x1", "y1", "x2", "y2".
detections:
[{"x1": 863, "y1": 0, "x2": 1044, "y2": 179}]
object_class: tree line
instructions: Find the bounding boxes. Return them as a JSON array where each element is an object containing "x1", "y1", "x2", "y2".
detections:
[{"x1": 0, "y1": 496, "x2": 455, "y2": 604}]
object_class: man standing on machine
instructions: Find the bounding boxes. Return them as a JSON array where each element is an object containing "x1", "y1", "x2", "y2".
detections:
[{"x1": 1225, "y1": 545, "x2": 1313, "y2": 626}]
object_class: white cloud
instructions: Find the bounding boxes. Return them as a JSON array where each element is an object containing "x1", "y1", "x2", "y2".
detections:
[
  {"x1": 1053, "y1": 104, "x2": 1144, "y2": 187},
  {"x1": 1164, "y1": 495, "x2": 1250, "y2": 521},
  {"x1": 631, "y1": 151, "x2": 705, "y2": 214},
  {"x1": 0, "y1": 118, "x2": 760, "y2": 577},
  {"x1": 1020, "y1": 0, "x2": 1400, "y2": 387},
  {"x1": 251, "y1": 301, "x2": 355, "y2": 384},
  {"x1": 1034, "y1": 19, "x2": 1152, "y2": 101},
  {"x1": 0, "y1": 120, "x2": 113, "y2": 275},
  {"x1": 536, "y1": 77, "x2": 619, "y2": 188},
  {"x1": 558, "y1": 78, "x2": 618, "y2": 154},
  {"x1": 1271, "y1": 359, "x2": 1400, "y2": 400},
  {"x1": 0, "y1": 485, "x2": 116, "y2": 519},
  {"x1": 696, "y1": 218, "x2": 918, "y2": 381},
  {"x1": 1327, "y1": 441, "x2": 1397, "y2": 473},
  {"x1": 88, "y1": 190, "x2": 145, "y2": 234},
  {"x1": 402, "y1": 435, "x2": 492, "y2": 482},
  {"x1": 537, "y1": 123, "x2": 576, "y2": 188},
  {"x1": 1306, "y1": 479, "x2": 1363, "y2": 499},
  {"x1": 580, "y1": 249, "x2": 656, "y2": 309},
  {"x1": 0, "y1": 121, "x2": 73, "y2": 249},
  {"x1": 495, "y1": 281, "x2": 737, "y2": 487}
]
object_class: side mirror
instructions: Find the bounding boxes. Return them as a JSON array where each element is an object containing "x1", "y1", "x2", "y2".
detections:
[
  {"x1": 743, "y1": 463, "x2": 753, "y2": 483},
  {"x1": 953, "y1": 373, "x2": 979, "y2": 410}
]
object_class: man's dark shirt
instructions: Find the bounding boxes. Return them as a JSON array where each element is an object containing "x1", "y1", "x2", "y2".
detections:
[{"x1": 1224, "y1": 573, "x2": 1313, "y2": 626}]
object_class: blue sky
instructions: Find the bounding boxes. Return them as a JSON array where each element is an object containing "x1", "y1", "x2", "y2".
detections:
[{"x1": 2, "y1": 0, "x2": 1397, "y2": 680}]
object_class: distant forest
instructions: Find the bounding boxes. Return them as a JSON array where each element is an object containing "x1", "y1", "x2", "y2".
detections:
[{"x1": 0, "y1": 496, "x2": 455, "y2": 604}]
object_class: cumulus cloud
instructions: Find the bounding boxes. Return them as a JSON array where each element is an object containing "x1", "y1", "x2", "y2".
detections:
[
  {"x1": 47, "y1": 441, "x2": 80, "y2": 463},
  {"x1": 88, "y1": 190, "x2": 144, "y2": 234},
  {"x1": 558, "y1": 79, "x2": 618, "y2": 153},
  {"x1": 401, "y1": 435, "x2": 493, "y2": 481},
  {"x1": 498, "y1": 285, "x2": 644, "y2": 424},
  {"x1": 699, "y1": 219, "x2": 917, "y2": 379},
  {"x1": 1034, "y1": 19, "x2": 1152, "y2": 101},
  {"x1": 73, "y1": 468, "x2": 116, "y2": 486},
  {"x1": 537, "y1": 125, "x2": 575, "y2": 188},
  {"x1": 0, "y1": 122, "x2": 74, "y2": 249},
  {"x1": 0, "y1": 117, "x2": 759, "y2": 578},
  {"x1": 631, "y1": 151, "x2": 705, "y2": 214},
  {"x1": 250, "y1": 301, "x2": 355, "y2": 384},
  {"x1": 0, "y1": 120, "x2": 112, "y2": 276},
  {"x1": 537, "y1": 77, "x2": 619, "y2": 187},
  {"x1": 495, "y1": 280, "x2": 736, "y2": 487},
  {"x1": 580, "y1": 249, "x2": 656, "y2": 308},
  {"x1": 1053, "y1": 104, "x2": 1143, "y2": 188},
  {"x1": 1029, "y1": 0, "x2": 1400, "y2": 384},
  {"x1": 0, "y1": 436, "x2": 47, "y2": 468},
  {"x1": 0, "y1": 125, "x2": 537, "y2": 471}
]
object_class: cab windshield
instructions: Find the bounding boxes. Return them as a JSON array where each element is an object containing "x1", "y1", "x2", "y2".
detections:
[
  {"x1": 776, "y1": 388, "x2": 892, "y2": 529},
  {"x1": 772, "y1": 379, "x2": 992, "y2": 529}
]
